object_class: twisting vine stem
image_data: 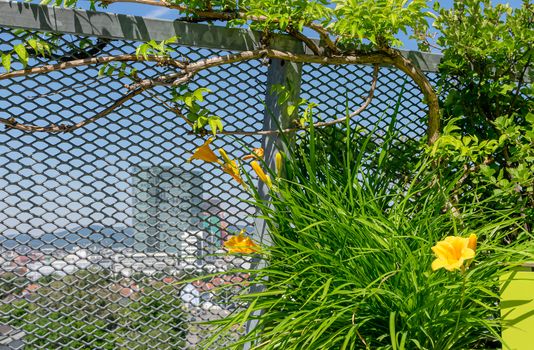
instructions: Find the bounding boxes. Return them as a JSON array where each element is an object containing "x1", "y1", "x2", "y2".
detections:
[{"x1": 0, "y1": 2, "x2": 440, "y2": 143}]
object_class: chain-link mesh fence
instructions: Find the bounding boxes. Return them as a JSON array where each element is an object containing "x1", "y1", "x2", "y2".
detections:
[{"x1": 0, "y1": 8, "x2": 437, "y2": 349}]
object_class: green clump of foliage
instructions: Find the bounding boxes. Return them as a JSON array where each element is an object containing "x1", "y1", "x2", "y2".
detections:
[
  {"x1": 208, "y1": 122, "x2": 534, "y2": 349},
  {"x1": 0, "y1": 270, "x2": 187, "y2": 350}
]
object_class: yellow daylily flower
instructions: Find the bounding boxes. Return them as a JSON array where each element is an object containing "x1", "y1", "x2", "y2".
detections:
[
  {"x1": 242, "y1": 148, "x2": 264, "y2": 161},
  {"x1": 251, "y1": 161, "x2": 272, "y2": 189},
  {"x1": 219, "y1": 148, "x2": 245, "y2": 186},
  {"x1": 275, "y1": 152, "x2": 283, "y2": 177},
  {"x1": 222, "y1": 160, "x2": 245, "y2": 186},
  {"x1": 224, "y1": 229, "x2": 259, "y2": 254},
  {"x1": 187, "y1": 137, "x2": 221, "y2": 163},
  {"x1": 431, "y1": 235, "x2": 477, "y2": 272}
]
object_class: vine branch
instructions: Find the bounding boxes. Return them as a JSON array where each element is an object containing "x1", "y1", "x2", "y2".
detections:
[
  {"x1": 0, "y1": 48, "x2": 438, "y2": 142},
  {"x1": 0, "y1": 54, "x2": 185, "y2": 81},
  {"x1": 0, "y1": 87, "x2": 147, "y2": 133}
]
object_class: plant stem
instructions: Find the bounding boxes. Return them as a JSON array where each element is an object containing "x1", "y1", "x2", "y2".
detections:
[{"x1": 450, "y1": 272, "x2": 467, "y2": 349}]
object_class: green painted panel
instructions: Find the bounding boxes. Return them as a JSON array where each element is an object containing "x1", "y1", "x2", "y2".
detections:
[{"x1": 501, "y1": 269, "x2": 534, "y2": 350}]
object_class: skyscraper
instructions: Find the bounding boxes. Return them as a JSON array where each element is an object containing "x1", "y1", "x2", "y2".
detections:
[{"x1": 131, "y1": 166, "x2": 203, "y2": 254}]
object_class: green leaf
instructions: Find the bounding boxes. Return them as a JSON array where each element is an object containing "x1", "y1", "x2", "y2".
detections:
[
  {"x1": 2, "y1": 53, "x2": 11, "y2": 72},
  {"x1": 118, "y1": 62, "x2": 126, "y2": 78},
  {"x1": 27, "y1": 39, "x2": 38, "y2": 52},
  {"x1": 208, "y1": 116, "x2": 223, "y2": 136},
  {"x1": 390, "y1": 312, "x2": 397, "y2": 350},
  {"x1": 13, "y1": 44, "x2": 28, "y2": 67},
  {"x1": 286, "y1": 104, "x2": 297, "y2": 117},
  {"x1": 135, "y1": 43, "x2": 149, "y2": 59},
  {"x1": 98, "y1": 64, "x2": 107, "y2": 77},
  {"x1": 165, "y1": 36, "x2": 179, "y2": 44},
  {"x1": 106, "y1": 65, "x2": 115, "y2": 76},
  {"x1": 192, "y1": 88, "x2": 211, "y2": 102},
  {"x1": 184, "y1": 96, "x2": 194, "y2": 108}
]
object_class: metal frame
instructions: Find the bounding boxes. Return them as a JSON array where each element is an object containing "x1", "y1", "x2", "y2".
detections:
[
  {"x1": 0, "y1": 1, "x2": 443, "y2": 71},
  {"x1": 0, "y1": 2, "x2": 443, "y2": 349}
]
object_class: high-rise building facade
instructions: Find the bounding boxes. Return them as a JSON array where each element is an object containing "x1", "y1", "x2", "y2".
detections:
[{"x1": 131, "y1": 166, "x2": 203, "y2": 254}]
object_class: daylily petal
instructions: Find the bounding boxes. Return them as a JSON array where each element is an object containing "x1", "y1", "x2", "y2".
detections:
[
  {"x1": 450, "y1": 237, "x2": 468, "y2": 259},
  {"x1": 187, "y1": 137, "x2": 220, "y2": 163},
  {"x1": 433, "y1": 241, "x2": 458, "y2": 260},
  {"x1": 432, "y1": 243, "x2": 452, "y2": 260},
  {"x1": 461, "y1": 247, "x2": 475, "y2": 260},
  {"x1": 444, "y1": 259, "x2": 463, "y2": 271},
  {"x1": 222, "y1": 160, "x2": 245, "y2": 186},
  {"x1": 468, "y1": 234, "x2": 477, "y2": 252},
  {"x1": 242, "y1": 148, "x2": 264, "y2": 161},
  {"x1": 431, "y1": 258, "x2": 447, "y2": 271}
]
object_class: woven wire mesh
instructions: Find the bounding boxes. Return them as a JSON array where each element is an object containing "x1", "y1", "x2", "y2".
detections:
[
  {"x1": 0, "y1": 24, "x2": 431, "y2": 349},
  {"x1": 299, "y1": 63, "x2": 433, "y2": 140},
  {"x1": 0, "y1": 27, "x2": 265, "y2": 349}
]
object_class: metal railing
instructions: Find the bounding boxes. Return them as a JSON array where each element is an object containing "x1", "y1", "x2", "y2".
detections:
[{"x1": 0, "y1": 2, "x2": 442, "y2": 348}]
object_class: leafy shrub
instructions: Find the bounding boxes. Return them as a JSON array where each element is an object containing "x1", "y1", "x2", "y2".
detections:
[{"x1": 432, "y1": 0, "x2": 533, "y2": 231}]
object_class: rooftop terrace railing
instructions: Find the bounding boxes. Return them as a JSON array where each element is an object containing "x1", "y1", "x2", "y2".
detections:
[{"x1": 0, "y1": 2, "x2": 443, "y2": 348}]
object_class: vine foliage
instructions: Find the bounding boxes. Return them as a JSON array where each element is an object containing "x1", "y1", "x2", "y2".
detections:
[{"x1": 0, "y1": 0, "x2": 440, "y2": 143}]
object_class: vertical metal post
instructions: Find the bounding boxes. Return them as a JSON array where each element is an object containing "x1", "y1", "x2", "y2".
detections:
[
  {"x1": 255, "y1": 58, "x2": 302, "y2": 242},
  {"x1": 244, "y1": 58, "x2": 302, "y2": 348}
]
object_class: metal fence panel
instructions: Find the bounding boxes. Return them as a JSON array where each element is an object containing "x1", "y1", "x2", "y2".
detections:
[{"x1": 0, "y1": 3, "x2": 441, "y2": 349}]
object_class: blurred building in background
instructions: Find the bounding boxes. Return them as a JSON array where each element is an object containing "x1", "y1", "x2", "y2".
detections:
[{"x1": 131, "y1": 166, "x2": 203, "y2": 254}]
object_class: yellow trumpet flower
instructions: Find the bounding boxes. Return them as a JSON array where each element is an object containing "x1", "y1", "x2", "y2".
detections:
[
  {"x1": 224, "y1": 229, "x2": 259, "y2": 254},
  {"x1": 242, "y1": 148, "x2": 264, "y2": 161},
  {"x1": 251, "y1": 161, "x2": 272, "y2": 189},
  {"x1": 187, "y1": 138, "x2": 221, "y2": 164},
  {"x1": 431, "y1": 235, "x2": 477, "y2": 272}
]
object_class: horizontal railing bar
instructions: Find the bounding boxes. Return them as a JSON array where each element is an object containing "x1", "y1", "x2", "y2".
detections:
[
  {"x1": 0, "y1": 1, "x2": 306, "y2": 53},
  {"x1": 0, "y1": 1, "x2": 443, "y2": 71}
]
